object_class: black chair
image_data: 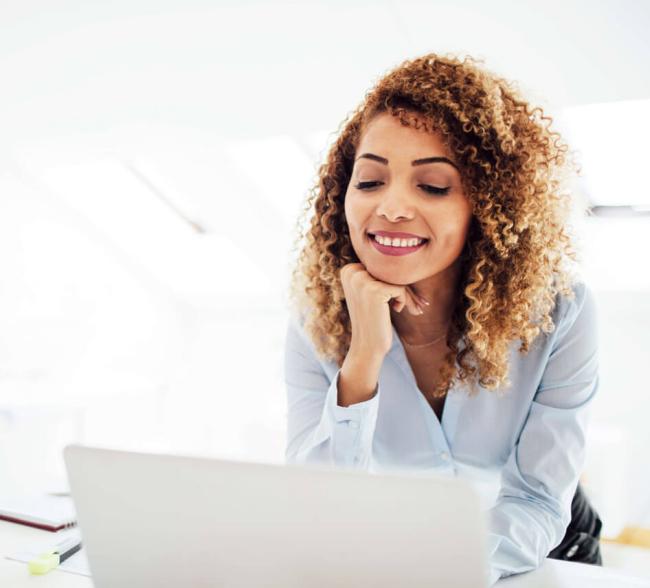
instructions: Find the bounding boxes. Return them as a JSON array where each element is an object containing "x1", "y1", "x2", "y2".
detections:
[{"x1": 547, "y1": 482, "x2": 603, "y2": 565}]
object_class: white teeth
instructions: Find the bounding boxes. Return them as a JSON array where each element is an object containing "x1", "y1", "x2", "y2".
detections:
[{"x1": 373, "y1": 235, "x2": 424, "y2": 247}]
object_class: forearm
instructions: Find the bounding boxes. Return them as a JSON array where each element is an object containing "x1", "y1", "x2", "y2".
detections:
[
  {"x1": 286, "y1": 362, "x2": 384, "y2": 469},
  {"x1": 337, "y1": 349, "x2": 383, "y2": 407},
  {"x1": 285, "y1": 318, "x2": 385, "y2": 471},
  {"x1": 485, "y1": 490, "x2": 570, "y2": 585}
]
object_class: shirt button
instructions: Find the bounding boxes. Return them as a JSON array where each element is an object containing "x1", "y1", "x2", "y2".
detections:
[
  {"x1": 349, "y1": 421, "x2": 359, "y2": 429},
  {"x1": 439, "y1": 451, "x2": 450, "y2": 461}
]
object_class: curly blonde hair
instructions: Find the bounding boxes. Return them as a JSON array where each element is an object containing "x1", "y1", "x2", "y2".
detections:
[{"x1": 288, "y1": 52, "x2": 584, "y2": 398}]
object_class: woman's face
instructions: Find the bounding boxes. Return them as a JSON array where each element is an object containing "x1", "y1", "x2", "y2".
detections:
[{"x1": 344, "y1": 112, "x2": 474, "y2": 286}]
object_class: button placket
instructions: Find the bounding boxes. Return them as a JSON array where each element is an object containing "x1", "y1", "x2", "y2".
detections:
[{"x1": 389, "y1": 326, "x2": 457, "y2": 459}]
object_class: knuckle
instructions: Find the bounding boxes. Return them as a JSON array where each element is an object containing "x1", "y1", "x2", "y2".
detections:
[
  {"x1": 350, "y1": 269, "x2": 365, "y2": 285},
  {"x1": 340, "y1": 262, "x2": 361, "y2": 280}
]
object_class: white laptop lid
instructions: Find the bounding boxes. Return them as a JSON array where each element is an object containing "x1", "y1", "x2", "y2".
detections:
[{"x1": 64, "y1": 444, "x2": 489, "y2": 588}]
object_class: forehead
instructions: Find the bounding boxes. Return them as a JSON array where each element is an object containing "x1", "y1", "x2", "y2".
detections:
[{"x1": 356, "y1": 112, "x2": 451, "y2": 159}]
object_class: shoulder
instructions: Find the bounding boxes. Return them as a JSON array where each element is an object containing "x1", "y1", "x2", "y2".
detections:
[
  {"x1": 551, "y1": 280, "x2": 598, "y2": 342},
  {"x1": 285, "y1": 306, "x2": 340, "y2": 381},
  {"x1": 285, "y1": 305, "x2": 322, "y2": 360},
  {"x1": 286, "y1": 306, "x2": 307, "y2": 344},
  {"x1": 287, "y1": 305, "x2": 312, "y2": 339}
]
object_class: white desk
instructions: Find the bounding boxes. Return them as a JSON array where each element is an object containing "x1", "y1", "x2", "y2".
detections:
[{"x1": 2, "y1": 520, "x2": 649, "y2": 587}]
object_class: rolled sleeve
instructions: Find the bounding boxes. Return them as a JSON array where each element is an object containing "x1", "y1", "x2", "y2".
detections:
[
  {"x1": 284, "y1": 315, "x2": 381, "y2": 470},
  {"x1": 486, "y1": 282, "x2": 599, "y2": 583}
]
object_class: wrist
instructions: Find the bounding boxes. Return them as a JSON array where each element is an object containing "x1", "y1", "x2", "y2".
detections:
[{"x1": 346, "y1": 342, "x2": 385, "y2": 371}]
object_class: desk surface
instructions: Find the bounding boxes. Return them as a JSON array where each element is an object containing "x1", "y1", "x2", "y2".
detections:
[{"x1": 1, "y1": 520, "x2": 648, "y2": 587}]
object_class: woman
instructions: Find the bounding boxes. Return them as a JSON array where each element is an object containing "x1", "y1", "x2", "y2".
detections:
[{"x1": 284, "y1": 53, "x2": 602, "y2": 585}]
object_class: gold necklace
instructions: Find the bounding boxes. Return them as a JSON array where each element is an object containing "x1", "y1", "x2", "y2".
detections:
[{"x1": 399, "y1": 327, "x2": 449, "y2": 349}]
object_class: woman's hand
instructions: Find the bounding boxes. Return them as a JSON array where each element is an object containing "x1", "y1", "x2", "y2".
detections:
[{"x1": 339, "y1": 262, "x2": 427, "y2": 361}]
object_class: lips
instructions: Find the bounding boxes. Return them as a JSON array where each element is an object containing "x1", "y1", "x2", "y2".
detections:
[{"x1": 367, "y1": 232, "x2": 428, "y2": 256}]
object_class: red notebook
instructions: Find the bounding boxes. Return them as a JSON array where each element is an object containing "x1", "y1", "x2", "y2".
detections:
[{"x1": 0, "y1": 495, "x2": 77, "y2": 532}]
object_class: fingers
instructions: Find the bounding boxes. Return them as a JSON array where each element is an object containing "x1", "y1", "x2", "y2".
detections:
[
  {"x1": 339, "y1": 263, "x2": 366, "y2": 297},
  {"x1": 339, "y1": 263, "x2": 364, "y2": 283},
  {"x1": 404, "y1": 286, "x2": 425, "y2": 316},
  {"x1": 386, "y1": 286, "x2": 425, "y2": 316},
  {"x1": 410, "y1": 289, "x2": 430, "y2": 310},
  {"x1": 390, "y1": 297, "x2": 405, "y2": 313},
  {"x1": 339, "y1": 263, "x2": 429, "y2": 318}
]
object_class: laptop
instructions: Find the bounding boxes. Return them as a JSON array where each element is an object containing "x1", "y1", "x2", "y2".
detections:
[{"x1": 64, "y1": 444, "x2": 489, "y2": 587}]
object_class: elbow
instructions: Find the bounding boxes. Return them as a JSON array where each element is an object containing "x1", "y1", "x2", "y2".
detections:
[
  {"x1": 490, "y1": 492, "x2": 571, "y2": 566},
  {"x1": 284, "y1": 440, "x2": 305, "y2": 466}
]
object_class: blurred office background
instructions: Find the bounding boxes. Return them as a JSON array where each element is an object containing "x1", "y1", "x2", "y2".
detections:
[{"x1": 0, "y1": 0, "x2": 649, "y2": 576}]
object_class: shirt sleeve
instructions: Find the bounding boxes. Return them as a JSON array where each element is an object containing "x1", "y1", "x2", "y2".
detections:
[
  {"x1": 284, "y1": 313, "x2": 381, "y2": 470},
  {"x1": 485, "y1": 282, "x2": 600, "y2": 585}
]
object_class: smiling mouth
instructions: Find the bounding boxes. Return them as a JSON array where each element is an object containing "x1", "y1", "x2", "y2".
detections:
[{"x1": 366, "y1": 232, "x2": 429, "y2": 256}]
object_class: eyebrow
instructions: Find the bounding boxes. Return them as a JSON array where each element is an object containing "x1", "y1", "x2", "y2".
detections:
[{"x1": 355, "y1": 152, "x2": 459, "y2": 171}]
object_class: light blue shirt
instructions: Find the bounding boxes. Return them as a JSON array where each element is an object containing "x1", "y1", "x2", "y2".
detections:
[{"x1": 284, "y1": 281, "x2": 599, "y2": 585}]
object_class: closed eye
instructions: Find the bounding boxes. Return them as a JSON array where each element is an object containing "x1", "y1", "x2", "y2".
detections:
[
  {"x1": 354, "y1": 181, "x2": 450, "y2": 196},
  {"x1": 419, "y1": 184, "x2": 451, "y2": 195}
]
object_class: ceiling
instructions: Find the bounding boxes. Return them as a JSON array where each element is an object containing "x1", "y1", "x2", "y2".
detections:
[{"x1": 0, "y1": 0, "x2": 648, "y2": 148}]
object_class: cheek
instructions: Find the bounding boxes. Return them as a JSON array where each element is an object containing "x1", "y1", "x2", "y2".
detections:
[
  {"x1": 434, "y1": 203, "x2": 472, "y2": 235},
  {"x1": 429, "y1": 213, "x2": 472, "y2": 252},
  {"x1": 344, "y1": 194, "x2": 364, "y2": 232}
]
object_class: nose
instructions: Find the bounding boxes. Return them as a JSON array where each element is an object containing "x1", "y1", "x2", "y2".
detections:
[{"x1": 374, "y1": 187, "x2": 415, "y2": 222}]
